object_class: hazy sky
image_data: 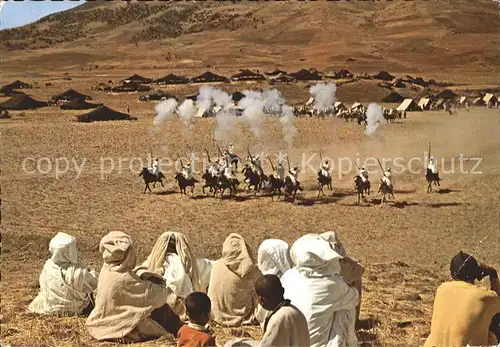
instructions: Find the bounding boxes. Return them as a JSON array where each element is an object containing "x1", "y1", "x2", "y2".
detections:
[{"x1": 0, "y1": 1, "x2": 82, "y2": 30}]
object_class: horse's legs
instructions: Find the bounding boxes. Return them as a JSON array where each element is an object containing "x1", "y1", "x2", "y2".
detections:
[{"x1": 153, "y1": 181, "x2": 156, "y2": 188}]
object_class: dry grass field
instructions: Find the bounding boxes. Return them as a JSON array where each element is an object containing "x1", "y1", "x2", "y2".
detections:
[{"x1": 1, "y1": 0, "x2": 500, "y2": 346}]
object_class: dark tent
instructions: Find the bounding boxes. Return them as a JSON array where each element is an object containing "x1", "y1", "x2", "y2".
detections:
[
  {"x1": 333, "y1": 69, "x2": 354, "y2": 79},
  {"x1": 60, "y1": 98, "x2": 102, "y2": 110},
  {"x1": 392, "y1": 78, "x2": 406, "y2": 88},
  {"x1": 230, "y1": 69, "x2": 265, "y2": 82},
  {"x1": 0, "y1": 94, "x2": 48, "y2": 110},
  {"x1": 402, "y1": 75, "x2": 415, "y2": 83},
  {"x1": 52, "y1": 89, "x2": 92, "y2": 102},
  {"x1": 139, "y1": 91, "x2": 178, "y2": 102},
  {"x1": 190, "y1": 71, "x2": 229, "y2": 83},
  {"x1": 436, "y1": 89, "x2": 458, "y2": 100},
  {"x1": 382, "y1": 92, "x2": 405, "y2": 103},
  {"x1": 4, "y1": 80, "x2": 32, "y2": 90},
  {"x1": 232, "y1": 91, "x2": 246, "y2": 102},
  {"x1": 185, "y1": 94, "x2": 198, "y2": 101},
  {"x1": 120, "y1": 74, "x2": 153, "y2": 84},
  {"x1": 269, "y1": 73, "x2": 296, "y2": 84},
  {"x1": 112, "y1": 83, "x2": 151, "y2": 93},
  {"x1": 373, "y1": 71, "x2": 395, "y2": 81},
  {"x1": 289, "y1": 69, "x2": 322, "y2": 81},
  {"x1": 153, "y1": 73, "x2": 189, "y2": 85},
  {"x1": 0, "y1": 86, "x2": 26, "y2": 97},
  {"x1": 413, "y1": 77, "x2": 427, "y2": 87},
  {"x1": 265, "y1": 69, "x2": 288, "y2": 76},
  {"x1": 76, "y1": 106, "x2": 133, "y2": 122}
]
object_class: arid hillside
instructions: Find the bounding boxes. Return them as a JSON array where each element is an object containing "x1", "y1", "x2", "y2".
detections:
[{"x1": 1, "y1": 0, "x2": 499, "y2": 83}]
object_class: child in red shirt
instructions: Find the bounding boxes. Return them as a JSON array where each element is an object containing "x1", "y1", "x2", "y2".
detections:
[{"x1": 177, "y1": 292, "x2": 216, "y2": 347}]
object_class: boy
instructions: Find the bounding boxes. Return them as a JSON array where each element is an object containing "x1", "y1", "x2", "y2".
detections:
[{"x1": 178, "y1": 292, "x2": 216, "y2": 347}]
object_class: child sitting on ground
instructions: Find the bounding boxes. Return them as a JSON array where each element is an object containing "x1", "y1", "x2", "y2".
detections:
[{"x1": 177, "y1": 292, "x2": 216, "y2": 347}]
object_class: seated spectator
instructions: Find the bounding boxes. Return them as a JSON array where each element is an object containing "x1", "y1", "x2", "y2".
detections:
[
  {"x1": 143, "y1": 232, "x2": 212, "y2": 319},
  {"x1": 255, "y1": 239, "x2": 293, "y2": 326},
  {"x1": 28, "y1": 232, "x2": 98, "y2": 316},
  {"x1": 424, "y1": 251, "x2": 500, "y2": 346},
  {"x1": 208, "y1": 233, "x2": 262, "y2": 327},
  {"x1": 281, "y1": 234, "x2": 359, "y2": 347},
  {"x1": 177, "y1": 292, "x2": 216, "y2": 347},
  {"x1": 86, "y1": 231, "x2": 182, "y2": 343}
]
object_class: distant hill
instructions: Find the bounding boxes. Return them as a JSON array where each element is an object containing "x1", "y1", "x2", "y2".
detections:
[{"x1": 1, "y1": 0, "x2": 499, "y2": 78}]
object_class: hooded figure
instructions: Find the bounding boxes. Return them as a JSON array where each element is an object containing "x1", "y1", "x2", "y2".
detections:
[
  {"x1": 142, "y1": 232, "x2": 213, "y2": 319},
  {"x1": 86, "y1": 231, "x2": 181, "y2": 343},
  {"x1": 281, "y1": 234, "x2": 359, "y2": 347},
  {"x1": 208, "y1": 233, "x2": 262, "y2": 327},
  {"x1": 28, "y1": 232, "x2": 98, "y2": 316},
  {"x1": 255, "y1": 239, "x2": 293, "y2": 327}
]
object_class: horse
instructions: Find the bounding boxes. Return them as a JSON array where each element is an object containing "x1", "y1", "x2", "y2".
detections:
[
  {"x1": 267, "y1": 174, "x2": 285, "y2": 200},
  {"x1": 283, "y1": 176, "x2": 302, "y2": 202},
  {"x1": 139, "y1": 168, "x2": 165, "y2": 193},
  {"x1": 174, "y1": 172, "x2": 199, "y2": 196},
  {"x1": 201, "y1": 170, "x2": 218, "y2": 195},
  {"x1": 317, "y1": 171, "x2": 333, "y2": 198},
  {"x1": 354, "y1": 175, "x2": 371, "y2": 204},
  {"x1": 425, "y1": 168, "x2": 441, "y2": 193},
  {"x1": 241, "y1": 165, "x2": 263, "y2": 194},
  {"x1": 378, "y1": 179, "x2": 394, "y2": 207},
  {"x1": 215, "y1": 176, "x2": 239, "y2": 199}
]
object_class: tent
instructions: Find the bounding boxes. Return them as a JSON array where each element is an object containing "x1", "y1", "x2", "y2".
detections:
[
  {"x1": 289, "y1": 69, "x2": 322, "y2": 81},
  {"x1": 112, "y1": 83, "x2": 151, "y2": 93},
  {"x1": 418, "y1": 98, "x2": 431, "y2": 110},
  {"x1": 413, "y1": 77, "x2": 427, "y2": 87},
  {"x1": 194, "y1": 106, "x2": 206, "y2": 118},
  {"x1": 76, "y1": 106, "x2": 133, "y2": 122},
  {"x1": 436, "y1": 89, "x2": 457, "y2": 100},
  {"x1": 60, "y1": 98, "x2": 102, "y2": 110},
  {"x1": 396, "y1": 99, "x2": 419, "y2": 112},
  {"x1": 373, "y1": 71, "x2": 394, "y2": 81},
  {"x1": 0, "y1": 94, "x2": 48, "y2": 110},
  {"x1": 230, "y1": 69, "x2": 265, "y2": 82},
  {"x1": 334, "y1": 102, "x2": 347, "y2": 110},
  {"x1": 382, "y1": 92, "x2": 405, "y2": 103},
  {"x1": 3, "y1": 80, "x2": 32, "y2": 90},
  {"x1": 483, "y1": 93, "x2": 498, "y2": 106},
  {"x1": 190, "y1": 71, "x2": 229, "y2": 84},
  {"x1": 473, "y1": 97, "x2": 486, "y2": 106},
  {"x1": 392, "y1": 78, "x2": 406, "y2": 88},
  {"x1": 269, "y1": 73, "x2": 296, "y2": 84},
  {"x1": 153, "y1": 73, "x2": 189, "y2": 85},
  {"x1": 265, "y1": 69, "x2": 288, "y2": 76},
  {"x1": 333, "y1": 69, "x2": 354, "y2": 79},
  {"x1": 52, "y1": 89, "x2": 91, "y2": 102},
  {"x1": 139, "y1": 91, "x2": 177, "y2": 101},
  {"x1": 306, "y1": 97, "x2": 314, "y2": 106},
  {"x1": 351, "y1": 102, "x2": 363, "y2": 109},
  {"x1": 0, "y1": 86, "x2": 26, "y2": 97},
  {"x1": 120, "y1": 74, "x2": 152, "y2": 84}
]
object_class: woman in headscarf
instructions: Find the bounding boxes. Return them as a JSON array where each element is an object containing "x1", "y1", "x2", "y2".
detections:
[
  {"x1": 142, "y1": 231, "x2": 213, "y2": 319},
  {"x1": 28, "y1": 232, "x2": 98, "y2": 316},
  {"x1": 255, "y1": 239, "x2": 293, "y2": 327},
  {"x1": 281, "y1": 234, "x2": 359, "y2": 347},
  {"x1": 320, "y1": 231, "x2": 364, "y2": 322},
  {"x1": 208, "y1": 233, "x2": 262, "y2": 327},
  {"x1": 86, "y1": 231, "x2": 182, "y2": 343}
]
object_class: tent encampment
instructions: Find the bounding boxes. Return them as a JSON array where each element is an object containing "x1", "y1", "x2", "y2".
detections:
[
  {"x1": 190, "y1": 71, "x2": 229, "y2": 84},
  {"x1": 230, "y1": 69, "x2": 265, "y2": 82},
  {"x1": 153, "y1": 73, "x2": 189, "y2": 85},
  {"x1": 397, "y1": 99, "x2": 419, "y2": 112}
]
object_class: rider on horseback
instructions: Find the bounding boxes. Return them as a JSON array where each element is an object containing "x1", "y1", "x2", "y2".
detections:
[
  {"x1": 224, "y1": 164, "x2": 234, "y2": 181},
  {"x1": 181, "y1": 161, "x2": 192, "y2": 180},
  {"x1": 149, "y1": 158, "x2": 160, "y2": 178},
  {"x1": 427, "y1": 156, "x2": 438, "y2": 175},
  {"x1": 318, "y1": 160, "x2": 331, "y2": 178},
  {"x1": 276, "y1": 160, "x2": 285, "y2": 181},
  {"x1": 289, "y1": 166, "x2": 300, "y2": 186},
  {"x1": 358, "y1": 166, "x2": 369, "y2": 183},
  {"x1": 382, "y1": 167, "x2": 393, "y2": 188}
]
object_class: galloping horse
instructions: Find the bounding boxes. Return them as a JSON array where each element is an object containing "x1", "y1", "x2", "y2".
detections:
[
  {"x1": 317, "y1": 170, "x2": 333, "y2": 198},
  {"x1": 267, "y1": 174, "x2": 285, "y2": 200},
  {"x1": 378, "y1": 179, "x2": 394, "y2": 207},
  {"x1": 139, "y1": 168, "x2": 165, "y2": 193},
  {"x1": 241, "y1": 165, "x2": 264, "y2": 194},
  {"x1": 354, "y1": 175, "x2": 371, "y2": 204},
  {"x1": 283, "y1": 176, "x2": 302, "y2": 202},
  {"x1": 425, "y1": 168, "x2": 441, "y2": 193},
  {"x1": 174, "y1": 172, "x2": 199, "y2": 196}
]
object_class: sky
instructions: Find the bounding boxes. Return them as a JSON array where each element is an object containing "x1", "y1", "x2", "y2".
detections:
[{"x1": 0, "y1": 1, "x2": 83, "y2": 30}]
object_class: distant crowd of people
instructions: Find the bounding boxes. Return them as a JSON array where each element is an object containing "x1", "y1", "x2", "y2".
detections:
[{"x1": 28, "y1": 230, "x2": 499, "y2": 346}]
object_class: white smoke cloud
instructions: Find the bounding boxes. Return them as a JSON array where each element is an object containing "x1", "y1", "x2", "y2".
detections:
[
  {"x1": 364, "y1": 103, "x2": 384, "y2": 136},
  {"x1": 280, "y1": 105, "x2": 298, "y2": 148},
  {"x1": 178, "y1": 99, "x2": 197, "y2": 129},
  {"x1": 239, "y1": 96, "x2": 266, "y2": 139},
  {"x1": 153, "y1": 98, "x2": 178, "y2": 130},
  {"x1": 196, "y1": 86, "x2": 232, "y2": 112},
  {"x1": 214, "y1": 107, "x2": 239, "y2": 143},
  {"x1": 309, "y1": 83, "x2": 337, "y2": 110}
]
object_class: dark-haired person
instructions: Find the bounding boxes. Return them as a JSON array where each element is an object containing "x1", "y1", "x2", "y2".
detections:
[
  {"x1": 255, "y1": 274, "x2": 310, "y2": 347},
  {"x1": 424, "y1": 251, "x2": 500, "y2": 346},
  {"x1": 177, "y1": 292, "x2": 216, "y2": 347}
]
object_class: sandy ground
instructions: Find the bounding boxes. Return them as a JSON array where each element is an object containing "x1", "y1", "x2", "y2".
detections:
[{"x1": 1, "y1": 86, "x2": 499, "y2": 346}]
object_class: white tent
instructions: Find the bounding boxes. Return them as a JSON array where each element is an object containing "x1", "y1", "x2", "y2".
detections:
[
  {"x1": 351, "y1": 102, "x2": 362, "y2": 109},
  {"x1": 194, "y1": 106, "x2": 206, "y2": 118},
  {"x1": 418, "y1": 98, "x2": 431, "y2": 109},
  {"x1": 306, "y1": 97, "x2": 314, "y2": 106},
  {"x1": 397, "y1": 98, "x2": 417, "y2": 111}
]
